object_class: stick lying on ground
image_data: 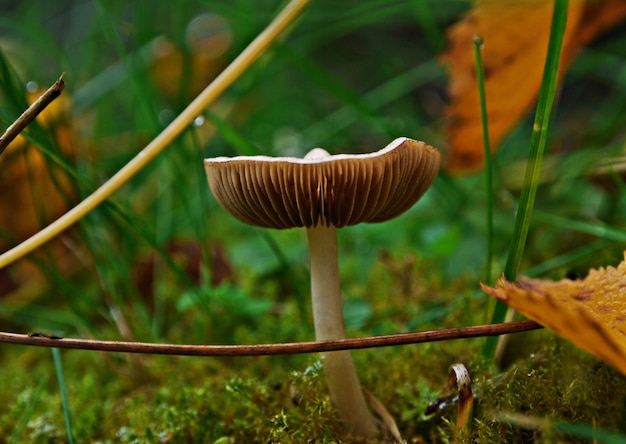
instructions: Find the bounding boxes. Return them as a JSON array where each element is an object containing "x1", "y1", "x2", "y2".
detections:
[{"x1": 0, "y1": 320, "x2": 541, "y2": 356}]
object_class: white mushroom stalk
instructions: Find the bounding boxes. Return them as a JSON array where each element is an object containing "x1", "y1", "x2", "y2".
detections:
[
  {"x1": 204, "y1": 137, "x2": 440, "y2": 438},
  {"x1": 307, "y1": 222, "x2": 378, "y2": 436}
]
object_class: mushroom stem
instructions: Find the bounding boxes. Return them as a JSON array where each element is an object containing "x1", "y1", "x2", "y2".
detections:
[{"x1": 306, "y1": 224, "x2": 378, "y2": 437}]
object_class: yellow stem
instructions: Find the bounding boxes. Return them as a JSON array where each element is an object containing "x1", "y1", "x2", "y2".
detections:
[{"x1": 0, "y1": 0, "x2": 310, "y2": 269}]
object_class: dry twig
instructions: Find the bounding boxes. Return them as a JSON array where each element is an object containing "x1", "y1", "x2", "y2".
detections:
[
  {"x1": 0, "y1": 74, "x2": 65, "y2": 156},
  {"x1": 0, "y1": 320, "x2": 541, "y2": 356}
]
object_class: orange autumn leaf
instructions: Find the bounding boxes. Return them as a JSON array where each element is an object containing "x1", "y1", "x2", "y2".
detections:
[
  {"x1": 442, "y1": 0, "x2": 626, "y2": 174},
  {"x1": 0, "y1": 89, "x2": 75, "y2": 243},
  {"x1": 0, "y1": 88, "x2": 76, "y2": 300},
  {"x1": 481, "y1": 252, "x2": 626, "y2": 374}
]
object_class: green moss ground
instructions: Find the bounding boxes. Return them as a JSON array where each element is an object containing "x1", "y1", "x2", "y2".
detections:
[{"x1": 2, "y1": 263, "x2": 625, "y2": 442}]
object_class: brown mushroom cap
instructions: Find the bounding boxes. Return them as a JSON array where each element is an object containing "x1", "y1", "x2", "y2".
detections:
[{"x1": 204, "y1": 137, "x2": 440, "y2": 229}]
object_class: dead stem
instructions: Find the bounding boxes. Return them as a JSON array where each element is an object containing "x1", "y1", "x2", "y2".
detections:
[
  {"x1": 0, "y1": 321, "x2": 542, "y2": 356},
  {"x1": 0, "y1": 74, "x2": 65, "y2": 156}
]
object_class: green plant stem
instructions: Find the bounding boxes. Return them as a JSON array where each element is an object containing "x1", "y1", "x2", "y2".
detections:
[
  {"x1": 472, "y1": 35, "x2": 494, "y2": 287},
  {"x1": 0, "y1": 0, "x2": 311, "y2": 269},
  {"x1": 52, "y1": 348, "x2": 74, "y2": 444},
  {"x1": 484, "y1": 0, "x2": 569, "y2": 359}
]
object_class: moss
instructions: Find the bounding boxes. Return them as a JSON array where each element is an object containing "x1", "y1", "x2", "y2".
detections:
[
  {"x1": 2, "y1": 324, "x2": 625, "y2": 442},
  {"x1": 467, "y1": 337, "x2": 626, "y2": 443},
  {"x1": 1, "y1": 254, "x2": 625, "y2": 442}
]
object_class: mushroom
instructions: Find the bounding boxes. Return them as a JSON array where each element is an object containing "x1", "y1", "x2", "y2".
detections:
[{"x1": 204, "y1": 137, "x2": 440, "y2": 437}]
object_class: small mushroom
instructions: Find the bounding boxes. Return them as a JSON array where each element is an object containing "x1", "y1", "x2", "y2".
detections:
[{"x1": 204, "y1": 137, "x2": 440, "y2": 437}]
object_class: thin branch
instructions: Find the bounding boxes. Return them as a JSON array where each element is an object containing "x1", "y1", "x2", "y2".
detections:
[
  {"x1": 0, "y1": 74, "x2": 66, "y2": 156},
  {"x1": 0, "y1": 321, "x2": 542, "y2": 357}
]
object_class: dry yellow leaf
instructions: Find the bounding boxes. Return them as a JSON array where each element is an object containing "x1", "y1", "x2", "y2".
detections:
[
  {"x1": 481, "y1": 253, "x2": 626, "y2": 374},
  {"x1": 0, "y1": 89, "x2": 75, "y2": 243},
  {"x1": 442, "y1": 0, "x2": 626, "y2": 174}
]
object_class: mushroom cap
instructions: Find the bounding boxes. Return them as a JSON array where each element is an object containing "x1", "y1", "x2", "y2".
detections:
[{"x1": 204, "y1": 137, "x2": 440, "y2": 229}]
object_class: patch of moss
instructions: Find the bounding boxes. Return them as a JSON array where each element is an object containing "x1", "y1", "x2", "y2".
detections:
[
  {"x1": 2, "y1": 253, "x2": 625, "y2": 442},
  {"x1": 2, "y1": 324, "x2": 626, "y2": 442},
  {"x1": 459, "y1": 337, "x2": 626, "y2": 443}
]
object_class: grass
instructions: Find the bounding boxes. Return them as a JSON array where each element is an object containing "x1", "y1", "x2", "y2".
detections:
[
  {"x1": 485, "y1": 0, "x2": 568, "y2": 358},
  {"x1": 472, "y1": 34, "x2": 495, "y2": 287},
  {"x1": 1, "y1": 0, "x2": 626, "y2": 442}
]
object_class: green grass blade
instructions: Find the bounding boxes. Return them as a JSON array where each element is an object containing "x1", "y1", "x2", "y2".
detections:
[
  {"x1": 484, "y1": 0, "x2": 569, "y2": 358},
  {"x1": 0, "y1": 48, "x2": 28, "y2": 115},
  {"x1": 9, "y1": 377, "x2": 47, "y2": 444},
  {"x1": 552, "y1": 420, "x2": 626, "y2": 443},
  {"x1": 71, "y1": 37, "x2": 161, "y2": 113},
  {"x1": 498, "y1": 412, "x2": 626, "y2": 443},
  {"x1": 502, "y1": 0, "x2": 568, "y2": 278},
  {"x1": 472, "y1": 35, "x2": 494, "y2": 287},
  {"x1": 94, "y1": 1, "x2": 160, "y2": 131},
  {"x1": 534, "y1": 211, "x2": 626, "y2": 242},
  {"x1": 52, "y1": 348, "x2": 75, "y2": 444},
  {"x1": 410, "y1": 0, "x2": 445, "y2": 51},
  {"x1": 524, "y1": 239, "x2": 607, "y2": 277},
  {"x1": 204, "y1": 110, "x2": 260, "y2": 156},
  {"x1": 276, "y1": 45, "x2": 394, "y2": 140},
  {"x1": 302, "y1": 61, "x2": 442, "y2": 142}
]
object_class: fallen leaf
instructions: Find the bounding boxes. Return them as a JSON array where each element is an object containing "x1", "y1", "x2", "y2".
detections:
[
  {"x1": 0, "y1": 89, "x2": 76, "y2": 301},
  {"x1": 425, "y1": 363, "x2": 473, "y2": 432},
  {"x1": 442, "y1": 0, "x2": 626, "y2": 174},
  {"x1": 0, "y1": 88, "x2": 75, "y2": 243},
  {"x1": 481, "y1": 252, "x2": 626, "y2": 374}
]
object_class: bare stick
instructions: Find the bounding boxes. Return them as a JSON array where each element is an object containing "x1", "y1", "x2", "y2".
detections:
[
  {"x1": 0, "y1": 321, "x2": 542, "y2": 357},
  {"x1": 0, "y1": 74, "x2": 66, "y2": 156}
]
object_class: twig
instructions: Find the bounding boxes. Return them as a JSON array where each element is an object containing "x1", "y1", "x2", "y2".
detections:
[
  {"x1": 0, "y1": 74, "x2": 65, "y2": 156},
  {"x1": 0, "y1": 321, "x2": 542, "y2": 357}
]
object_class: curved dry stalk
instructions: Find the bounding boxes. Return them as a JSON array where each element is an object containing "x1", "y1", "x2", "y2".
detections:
[
  {"x1": 0, "y1": 0, "x2": 311, "y2": 269},
  {"x1": 0, "y1": 321, "x2": 542, "y2": 356}
]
